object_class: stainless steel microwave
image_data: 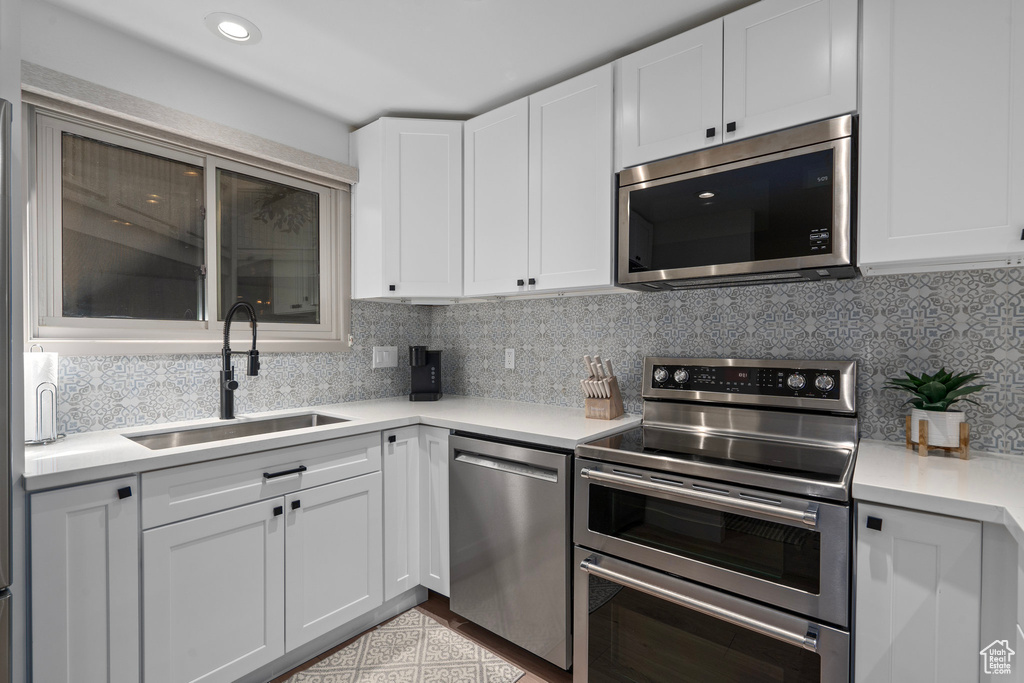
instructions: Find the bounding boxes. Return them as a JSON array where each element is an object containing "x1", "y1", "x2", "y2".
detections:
[{"x1": 617, "y1": 115, "x2": 856, "y2": 290}]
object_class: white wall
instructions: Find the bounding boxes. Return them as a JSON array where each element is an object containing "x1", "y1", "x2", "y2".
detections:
[{"x1": 22, "y1": 0, "x2": 351, "y2": 163}]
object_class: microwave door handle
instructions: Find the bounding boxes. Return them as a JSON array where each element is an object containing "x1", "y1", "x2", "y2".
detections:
[
  {"x1": 579, "y1": 557, "x2": 819, "y2": 653},
  {"x1": 579, "y1": 468, "x2": 818, "y2": 527}
]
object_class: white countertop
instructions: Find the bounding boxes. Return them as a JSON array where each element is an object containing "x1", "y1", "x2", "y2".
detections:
[
  {"x1": 23, "y1": 395, "x2": 641, "y2": 491},
  {"x1": 854, "y1": 439, "x2": 1024, "y2": 546}
]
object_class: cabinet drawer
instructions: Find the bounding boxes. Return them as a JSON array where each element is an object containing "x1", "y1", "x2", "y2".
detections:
[{"x1": 142, "y1": 432, "x2": 381, "y2": 529}]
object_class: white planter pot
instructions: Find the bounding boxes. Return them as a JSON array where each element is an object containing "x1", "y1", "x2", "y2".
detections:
[{"x1": 910, "y1": 408, "x2": 966, "y2": 448}]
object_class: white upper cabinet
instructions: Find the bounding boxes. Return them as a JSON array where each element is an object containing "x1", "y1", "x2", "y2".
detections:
[
  {"x1": 722, "y1": 0, "x2": 857, "y2": 144},
  {"x1": 465, "y1": 66, "x2": 615, "y2": 297},
  {"x1": 859, "y1": 0, "x2": 1024, "y2": 275},
  {"x1": 351, "y1": 118, "x2": 463, "y2": 299},
  {"x1": 617, "y1": 0, "x2": 857, "y2": 169},
  {"x1": 529, "y1": 65, "x2": 615, "y2": 291},
  {"x1": 464, "y1": 98, "x2": 531, "y2": 297},
  {"x1": 617, "y1": 20, "x2": 724, "y2": 168}
]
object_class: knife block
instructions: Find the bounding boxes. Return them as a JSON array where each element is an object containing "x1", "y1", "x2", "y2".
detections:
[{"x1": 584, "y1": 377, "x2": 624, "y2": 420}]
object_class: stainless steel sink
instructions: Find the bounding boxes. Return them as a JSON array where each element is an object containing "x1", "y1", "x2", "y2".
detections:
[{"x1": 125, "y1": 413, "x2": 349, "y2": 450}]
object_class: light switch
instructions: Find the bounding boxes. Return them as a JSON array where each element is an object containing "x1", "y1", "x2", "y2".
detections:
[{"x1": 372, "y1": 346, "x2": 398, "y2": 369}]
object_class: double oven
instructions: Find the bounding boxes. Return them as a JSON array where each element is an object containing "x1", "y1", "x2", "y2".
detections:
[{"x1": 573, "y1": 358, "x2": 858, "y2": 682}]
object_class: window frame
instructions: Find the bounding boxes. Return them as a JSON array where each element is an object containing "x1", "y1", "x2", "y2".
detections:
[{"x1": 28, "y1": 109, "x2": 350, "y2": 354}]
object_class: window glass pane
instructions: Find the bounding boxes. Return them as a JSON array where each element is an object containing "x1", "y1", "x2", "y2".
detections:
[
  {"x1": 218, "y1": 169, "x2": 320, "y2": 324},
  {"x1": 61, "y1": 133, "x2": 206, "y2": 320}
]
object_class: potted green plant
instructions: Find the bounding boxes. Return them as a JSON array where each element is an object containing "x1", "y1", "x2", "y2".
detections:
[{"x1": 885, "y1": 368, "x2": 988, "y2": 447}]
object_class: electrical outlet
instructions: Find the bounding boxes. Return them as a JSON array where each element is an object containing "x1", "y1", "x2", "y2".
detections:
[
  {"x1": 372, "y1": 346, "x2": 398, "y2": 369},
  {"x1": 504, "y1": 348, "x2": 515, "y2": 370}
]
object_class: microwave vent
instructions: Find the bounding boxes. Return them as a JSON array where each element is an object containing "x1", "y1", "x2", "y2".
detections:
[{"x1": 668, "y1": 272, "x2": 804, "y2": 290}]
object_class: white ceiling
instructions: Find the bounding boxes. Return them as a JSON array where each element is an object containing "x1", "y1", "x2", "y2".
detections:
[{"x1": 42, "y1": 0, "x2": 755, "y2": 128}]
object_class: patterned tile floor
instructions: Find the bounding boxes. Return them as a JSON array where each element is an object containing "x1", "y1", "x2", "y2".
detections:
[{"x1": 270, "y1": 593, "x2": 570, "y2": 683}]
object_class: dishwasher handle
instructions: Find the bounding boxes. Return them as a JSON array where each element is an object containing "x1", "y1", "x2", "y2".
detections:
[{"x1": 454, "y1": 452, "x2": 558, "y2": 483}]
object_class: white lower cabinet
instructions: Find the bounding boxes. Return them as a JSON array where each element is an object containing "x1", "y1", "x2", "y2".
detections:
[
  {"x1": 285, "y1": 473, "x2": 383, "y2": 649},
  {"x1": 143, "y1": 498, "x2": 285, "y2": 683},
  {"x1": 854, "y1": 502, "x2": 982, "y2": 683},
  {"x1": 143, "y1": 467, "x2": 384, "y2": 683},
  {"x1": 383, "y1": 426, "x2": 450, "y2": 598},
  {"x1": 30, "y1": 476, "x2": 140, "y2": 683},
  {"x1": 418, "y1": 426, "x2": 450, "y2": 596},
  {"x1": 383, "y1": 427, "x2": 421, "y2": 600}
]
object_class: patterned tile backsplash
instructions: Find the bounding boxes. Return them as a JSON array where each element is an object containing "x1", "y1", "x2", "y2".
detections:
[
  {"x1": 57, "y1": 302, "x2": 432, "y2": 434},
  {"x1": 56, "y1": 268, "x2": 1024, "y2": 456},
  {"x1": 429, "y1": 267, "x2": 1024, "y2": 455}
]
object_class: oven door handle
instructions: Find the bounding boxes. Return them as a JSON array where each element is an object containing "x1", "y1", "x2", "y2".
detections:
[
  {"x1": 580, "y1": 557, "x2": 820, "y2": 652},
  {"x1": 580, "y1": 467, "x2": 819, "y2": 527}
]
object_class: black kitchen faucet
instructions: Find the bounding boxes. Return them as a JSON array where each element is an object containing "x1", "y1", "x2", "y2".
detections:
[{"x1": 220, "y1": 301, "x2": 260, "y2": 419}]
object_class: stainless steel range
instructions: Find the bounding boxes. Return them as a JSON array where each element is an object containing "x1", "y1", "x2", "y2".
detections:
[{"x1": 574, "y1": 357, "x2": 857, "y2": 682}]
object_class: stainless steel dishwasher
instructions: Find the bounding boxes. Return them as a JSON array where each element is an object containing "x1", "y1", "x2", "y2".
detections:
[{"x1": 449, "y1": 433, "x2": 572, "y2": 669}]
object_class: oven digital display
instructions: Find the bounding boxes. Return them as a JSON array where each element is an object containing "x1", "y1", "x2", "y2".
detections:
[{"x1": 723, "y1": 368, "x2": 750, "y2": 382}]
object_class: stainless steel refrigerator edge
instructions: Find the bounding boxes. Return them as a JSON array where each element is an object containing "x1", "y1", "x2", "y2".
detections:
[
  {"x1": 0, "y1": 97, "x2": 13, "y2": 682},
  {"x1": 448, "y1": 434, "x2": 572, "y2": 669}
]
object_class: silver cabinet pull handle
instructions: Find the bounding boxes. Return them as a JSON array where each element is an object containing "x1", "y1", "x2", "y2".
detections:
[
  {"x1": 580, "y1": 557, "x2": 819, "y2": 652},
  {"x1": 580, "y1": 467, "x2": 818, "y2": 527}
]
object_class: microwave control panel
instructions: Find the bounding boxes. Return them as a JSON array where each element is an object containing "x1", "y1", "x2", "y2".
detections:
[{"x1": 650, "y1": 364, "x2": 842, "y2": 400}]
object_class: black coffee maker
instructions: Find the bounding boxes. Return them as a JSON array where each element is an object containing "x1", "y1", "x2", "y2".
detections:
[{"x1": 409, "y1": 346, "x2": 442, "y2": 401}]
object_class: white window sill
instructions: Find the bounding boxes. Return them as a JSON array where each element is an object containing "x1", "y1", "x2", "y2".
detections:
[{"x1": 25, "y1": 338, "x2": 352, "y2": 356}]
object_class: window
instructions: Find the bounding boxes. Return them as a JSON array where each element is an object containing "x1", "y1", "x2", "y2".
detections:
[{"x1": 30, "y1": 112, "x2": 349, "y2": 353}]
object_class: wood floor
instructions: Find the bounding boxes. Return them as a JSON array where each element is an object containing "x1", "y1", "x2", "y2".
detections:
[{"x1": 269, "y1": 591, "x2": 573, "y2": 683}]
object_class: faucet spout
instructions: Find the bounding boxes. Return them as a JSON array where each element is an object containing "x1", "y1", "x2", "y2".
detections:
[{"x1": 220, "y1": 302, "x2": 260, "y2": 420}]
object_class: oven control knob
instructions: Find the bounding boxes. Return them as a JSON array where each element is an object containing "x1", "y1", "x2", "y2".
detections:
[
  {"x1": 786, "y1": 373, "x2": 807, "y2": 390},
  {"x1": 673, "y1": 369, "x2": 689, "y2": 384},
  {"x1": 814, "y1": 374, "x2": 835, "y2": 392},
  {"x1": 653, "y1": 367, "x2": 669, "y2": 383}
]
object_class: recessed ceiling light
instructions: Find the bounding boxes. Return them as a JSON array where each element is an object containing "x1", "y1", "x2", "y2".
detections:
[
  {"x1": 183, "y1": 170, "x2": 200, "y2": 177},
  {"x1": 698, "y1": 191, "x2": 715, "y2": 199},
  {"x1": 218, "y1": 21, "x2": 248, "y2": 40},
  {"x1": 204, "y1": 12, "x2": 262, "y2": 45}
]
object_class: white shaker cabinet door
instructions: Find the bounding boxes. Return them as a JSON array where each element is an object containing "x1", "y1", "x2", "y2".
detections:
[
  {"x1": 617, "y1": 19, "x2": 724, "y2": 169},
  {"x1": 382, "y1": 427, "x2": 421, "y2": 601},
  {"x1": 854, "y1": 503, "x2": 981, "y2": 683},
  {"x1": 31, "y1": 477, "x2": 139, "y2": 683},
  {"x1": 464, "y1": 98, "x2": 531, "y2": 296},
  {"x1": 419, "y1": 426, "x2": 450, "y2": 596},
  {"x1": 285, "y1": 472, "x2": 383, "y2": 650},
  {"x1": 859, "y1": 0, "x2": 1024, "y2": 274},
  {"x1": 528, "y1": 64, "x2": 614, "y2": 292},
  {"x1": 383, "y1": 119, "x2": 464, "y2": 298},
  {"x1": 143, "y1": 498, "x2": 285, "y2": 683},
  {"x1": 722, "y1": 0, "x2": 857, "y2": 143}
]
